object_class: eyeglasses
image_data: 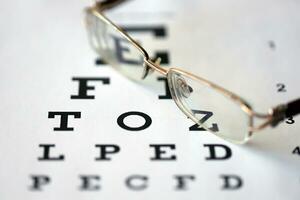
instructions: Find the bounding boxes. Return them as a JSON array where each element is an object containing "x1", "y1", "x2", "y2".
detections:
[{"x1": 84, "y1": 0, "x2": 300, "y2": 144}]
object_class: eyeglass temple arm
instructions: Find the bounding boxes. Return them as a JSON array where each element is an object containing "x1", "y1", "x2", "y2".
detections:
[
  {"x1": 270, "y1": 98, "x2": 300, "y2": 127},
  {"x1": 95, "y1": 0, "x2": 127, "y2": 11}
]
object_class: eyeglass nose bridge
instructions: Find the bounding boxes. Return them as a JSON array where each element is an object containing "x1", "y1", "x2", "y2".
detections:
[
  {"x1": 143, "y1": 58, "x2": 168, "y2": 77},
  {"x1": 141, "y1": 58, "x2": 161, "y2": 79}
]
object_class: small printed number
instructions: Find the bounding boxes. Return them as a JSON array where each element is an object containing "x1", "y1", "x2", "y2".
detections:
[
  {"x1": 292, "y1": 146, "x2": 300, "y2": 155},
  {"x1": 276, "y1": 83, "x2": 286, "y2": 92},
  {"x1": 285, "y1": 116, "x2": 295, "y2": 124}
]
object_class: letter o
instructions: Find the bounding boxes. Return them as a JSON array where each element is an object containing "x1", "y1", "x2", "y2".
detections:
[{"x1": 117, "y1": 111, "x2": 152, "y2": 131}]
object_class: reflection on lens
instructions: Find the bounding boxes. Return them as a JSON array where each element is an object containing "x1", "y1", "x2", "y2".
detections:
[
  {"x1": 86, "y1": 10, "x2": 145, "y2": 81},
  {"x1": 168, "y1": 69, "x2": 252, "y2": 143}
]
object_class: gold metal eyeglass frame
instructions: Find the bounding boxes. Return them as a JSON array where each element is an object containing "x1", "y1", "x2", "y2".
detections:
[{"x1": 85, "y1": 0, "x2": 299, "y2": 143}]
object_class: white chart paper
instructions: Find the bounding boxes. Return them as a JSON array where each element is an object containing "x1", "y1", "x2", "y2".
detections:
[{"x1": 0, "y1": 0, "x2": 299, "y2": 199}]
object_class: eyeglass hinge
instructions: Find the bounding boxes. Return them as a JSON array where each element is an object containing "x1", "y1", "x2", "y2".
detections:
[{"x1": 269, "y1": 104, "x2": 287, "y2": 127}]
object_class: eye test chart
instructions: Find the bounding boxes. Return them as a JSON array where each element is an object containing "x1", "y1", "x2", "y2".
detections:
[{"x1": 0, "y1": 0, "x2": 299, "y2": 199}]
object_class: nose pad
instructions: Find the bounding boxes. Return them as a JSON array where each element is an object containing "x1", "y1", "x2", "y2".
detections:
[
  {"x1": 141, "y1": 63, "x2": 154, "y2": 79},
  {"x1": 176, "y1": 77, "x2": 193, "y2": 98},
  {"x1": 141, "y1": 57, "x2": 161, "y2": 80}
]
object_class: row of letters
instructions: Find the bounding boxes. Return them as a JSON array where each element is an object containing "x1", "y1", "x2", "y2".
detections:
[{"x1": 29, "y1": 174, "x2": 243, "y2": 191}]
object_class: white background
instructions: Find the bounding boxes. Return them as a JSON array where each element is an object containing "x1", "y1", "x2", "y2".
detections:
[{"x1": 0, "y1": 0, "x2": 299, "y2": 199}]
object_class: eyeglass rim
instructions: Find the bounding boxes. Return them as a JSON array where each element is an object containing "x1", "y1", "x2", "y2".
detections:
[
  {"x1": 166, "y1": 68, "x2": 254, "y2": 143},
  {"x1": 86, "y1": 7, "x2": 149, "y2": 60}
]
